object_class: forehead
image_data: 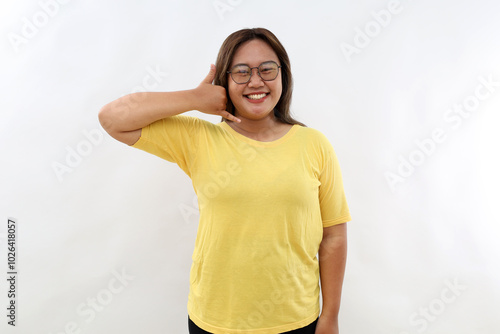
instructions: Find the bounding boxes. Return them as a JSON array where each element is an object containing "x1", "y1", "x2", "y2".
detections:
[{"x1": 231, "y1": 39, "x2": 279, "y2": 66}]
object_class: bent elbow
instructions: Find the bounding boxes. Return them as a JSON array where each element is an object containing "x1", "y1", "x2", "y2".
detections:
[{"x1": 98, "y1": 105, "x2": 115, "y2": 134}]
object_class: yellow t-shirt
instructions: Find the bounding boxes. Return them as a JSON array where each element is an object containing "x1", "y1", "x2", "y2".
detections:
[{"x1": 132, "y1": 115, "x2": 351, "y2": 333}]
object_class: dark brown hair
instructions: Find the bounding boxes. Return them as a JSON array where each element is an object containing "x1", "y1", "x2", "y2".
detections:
[{"x1": 214, "y1": 28, "x2": 306, "y2": 127}]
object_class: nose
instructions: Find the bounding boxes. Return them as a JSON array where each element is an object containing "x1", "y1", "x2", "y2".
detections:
[{"x1": 248, "y1": 67, "x2": 264, "y2": 87}]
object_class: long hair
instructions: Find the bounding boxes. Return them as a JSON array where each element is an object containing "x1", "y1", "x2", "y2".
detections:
[{"x1": 214, "y1": 28, "x2": 306, "y2": 127}]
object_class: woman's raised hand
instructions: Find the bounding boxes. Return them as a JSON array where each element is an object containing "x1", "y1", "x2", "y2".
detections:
[{"x1": 193, "y1": 64, "x2": 241, "y2": 123}]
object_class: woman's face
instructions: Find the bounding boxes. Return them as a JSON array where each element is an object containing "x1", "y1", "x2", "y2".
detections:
[{"x1": 227, "y1": 39, "x2": 282, "y2": 121}]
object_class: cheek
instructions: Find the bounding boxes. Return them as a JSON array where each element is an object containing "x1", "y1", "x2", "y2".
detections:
[
  {"x1": 228, "y1": 83, "x2": 243, "y2": 102},
  {"x1": 273, "y1": 80, "x2": 283, "y2": 98},
  {"x1": 277, "y1": 83, "x2": 283, "y2": 96},
  {"x1": 274, "y1": 72, "x2": 283, "y2": 90}
]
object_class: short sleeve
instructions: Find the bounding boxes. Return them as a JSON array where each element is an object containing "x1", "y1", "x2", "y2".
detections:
[
  {"x1": 318, "y1": 135, "x2": 352, "y2": 228},
  {"x1": 131, "y1": 115, "x2": 203, "y2": 177}
]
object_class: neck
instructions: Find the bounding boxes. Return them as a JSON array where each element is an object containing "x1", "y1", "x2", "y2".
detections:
[{"x1": 228, "y1": 111, "x2": 281, "y2": 135}]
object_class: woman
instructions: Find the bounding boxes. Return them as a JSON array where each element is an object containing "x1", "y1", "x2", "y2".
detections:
[{"x1": 99, "y1": 27, "x2": 351, "y2": 334}]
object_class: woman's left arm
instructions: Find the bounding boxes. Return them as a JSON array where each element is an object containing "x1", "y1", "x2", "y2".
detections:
[{"x1": 316, "y1": 222, "x2": 347, "y2": 334}]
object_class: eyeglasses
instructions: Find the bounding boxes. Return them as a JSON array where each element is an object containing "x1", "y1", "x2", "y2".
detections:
[{"x1": 227, "y1": 61, "x2": 281, "y2": 84}]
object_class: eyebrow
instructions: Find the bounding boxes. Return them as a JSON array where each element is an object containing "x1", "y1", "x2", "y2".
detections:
[{"x1": 231, "y1": 60, "x2": 278, "y2": 67}]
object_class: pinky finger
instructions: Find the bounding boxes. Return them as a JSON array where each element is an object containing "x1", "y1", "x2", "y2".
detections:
[{"x1": 224, "y1": 111, "x2": 241, "y2": 123}]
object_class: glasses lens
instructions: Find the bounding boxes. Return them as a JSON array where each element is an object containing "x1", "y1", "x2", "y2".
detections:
[
  {"x1": 258, "y1": 62, "x2": 279, "y2": 81},
  {"x1": 231, "y1": 65, "x2": 251, "y2": 84}
]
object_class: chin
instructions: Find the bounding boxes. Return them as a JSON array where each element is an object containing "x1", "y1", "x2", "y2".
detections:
[
  {"x1": 238, "y1": 108, "x2": 274, "y2": 119},
  {"x1": 236, "y1": 103, "x2": 277, "y2": 118}
]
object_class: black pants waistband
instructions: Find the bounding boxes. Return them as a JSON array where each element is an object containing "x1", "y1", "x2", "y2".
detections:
[{"x1": 188, "y1": 316, "x2": 318, "y2": 334}]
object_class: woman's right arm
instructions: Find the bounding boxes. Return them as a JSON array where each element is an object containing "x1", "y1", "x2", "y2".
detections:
[{"x1": 98, "y1": 65, "x2": 241, "y2": 146}]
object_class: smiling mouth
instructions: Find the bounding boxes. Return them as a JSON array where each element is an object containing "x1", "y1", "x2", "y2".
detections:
[{"x1": 245, "y1": 93, "x2": 269, "y2": 100}]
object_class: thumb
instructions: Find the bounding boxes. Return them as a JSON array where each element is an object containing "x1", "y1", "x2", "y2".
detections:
[{"x1": 201, "y1": 64, "x2": 216, "y2": 84}]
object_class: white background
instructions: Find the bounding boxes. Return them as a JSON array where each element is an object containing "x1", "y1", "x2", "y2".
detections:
[{"x1": 1, "y1": 0, "x2": 500, "y2": 333}]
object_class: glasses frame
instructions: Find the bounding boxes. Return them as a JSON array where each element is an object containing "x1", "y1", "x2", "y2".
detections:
[{"x1": 227, "y1": 61, "x2": 282, "y2": 84}]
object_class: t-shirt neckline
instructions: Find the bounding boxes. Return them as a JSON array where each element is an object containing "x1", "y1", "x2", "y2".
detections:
[{"x1": 219, "y1": 121, "x2": 299, "y2": 147}]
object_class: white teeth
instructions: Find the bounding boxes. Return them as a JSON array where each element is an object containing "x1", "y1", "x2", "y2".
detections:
[{"x1": 246, "y1": 93, "x2": 267, "y2": 100}]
